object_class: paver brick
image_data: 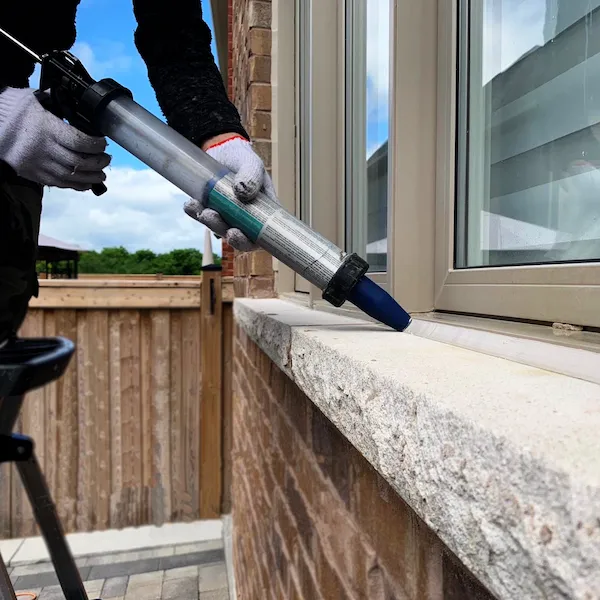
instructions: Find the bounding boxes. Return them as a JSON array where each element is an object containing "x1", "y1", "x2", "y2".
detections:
[
  {"x1": 102, "y1": 575, "x2": 129, "y2": 598},
  {"x1": 162, "y1": 576, "x2": 199, "y2": 600},
  {"x1": 198, "y1": 564, "x2": 228, "y2": 592}
]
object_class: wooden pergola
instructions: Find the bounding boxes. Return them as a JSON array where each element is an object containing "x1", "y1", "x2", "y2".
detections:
[{"x1": 37, "y1": 234, "x2": 85, "y2": 279}]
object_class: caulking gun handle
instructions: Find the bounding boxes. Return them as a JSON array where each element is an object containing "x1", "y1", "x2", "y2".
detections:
[
  {"x1": 34, "y1": 89, "x2": 108, "y2": 196},
  {"x1": 91, "y1": 183, "x2": 107, "y2": 196}
]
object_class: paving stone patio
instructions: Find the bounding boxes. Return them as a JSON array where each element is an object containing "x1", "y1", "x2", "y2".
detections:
[{"x1": 7, "y1": 538, "x2": 229, "y2": 599}]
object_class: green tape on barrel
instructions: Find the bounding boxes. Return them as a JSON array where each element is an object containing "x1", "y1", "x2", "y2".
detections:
[{"x1": 207, "y1": 188, "x2": 263, "y2": 242}]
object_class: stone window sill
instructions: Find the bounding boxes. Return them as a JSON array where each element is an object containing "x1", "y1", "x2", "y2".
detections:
[{"x1": 234, "y1": 298, "x2": 600, "y2": 600}]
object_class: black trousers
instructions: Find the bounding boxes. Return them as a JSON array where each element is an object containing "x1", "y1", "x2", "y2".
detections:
[{"x1": 0, "y1": 162, "x2": 42, "y2": 345}]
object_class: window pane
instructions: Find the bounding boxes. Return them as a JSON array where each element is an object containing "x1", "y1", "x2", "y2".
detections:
[
  {"x1": 346, "y1": 0, "x2": 390, "y2": 272},
  {"x1": 296, "y1": 0, "x2": 311, "y2": 225},
  {"x1": 456, "y1": 0, "x2": 600, "y2": 268}
]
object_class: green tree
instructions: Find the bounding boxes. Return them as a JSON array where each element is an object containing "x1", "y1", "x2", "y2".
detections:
[{"x1": 77, "y1": 246, "x2": 220, "y2": 275}]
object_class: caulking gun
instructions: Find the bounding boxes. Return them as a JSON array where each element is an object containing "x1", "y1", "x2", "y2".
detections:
[{"x1": 0, "y1": 27, "x2": 411, "y2": 331}]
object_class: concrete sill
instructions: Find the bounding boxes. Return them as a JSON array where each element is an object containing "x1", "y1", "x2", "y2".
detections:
[{"x1": 234, "y1": 298, "x2": 600, "y2": 600}]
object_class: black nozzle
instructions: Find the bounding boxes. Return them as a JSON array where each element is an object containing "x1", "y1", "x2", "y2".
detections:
[{"x1": 322, "y1": 253, "x2": 369, "y2": 307}]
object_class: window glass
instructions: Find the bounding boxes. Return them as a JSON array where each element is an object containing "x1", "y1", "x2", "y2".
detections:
[
  {"x1": 346, "y1": 0, "x2": 391, "y2": 272},
  {"x1": 297, "y1": 0, "x2": 311, "y2": 225},
  {"x1": 456, "y1": 0, "x2": 600, "y2": 268}
]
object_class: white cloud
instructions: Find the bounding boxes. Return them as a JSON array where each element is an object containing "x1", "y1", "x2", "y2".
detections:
[
  {"x1": 478, "y1": 0, "x2": 600, "y2": 84},
  {"x1": 366, "y1": 0, "x2": 391, "y2": 123},
  {"x1": 71, "y1": 41, "x2": 133, "y2": 79},
  {"x1": 40, "y1": 166, "x2": 222, "y2": 255},
  {"x1": 481, "y1": 0, "x2": 545, "y2": 84},
  {"x1": 29, "y1": 40, "x2": 221, "y2": 256}
]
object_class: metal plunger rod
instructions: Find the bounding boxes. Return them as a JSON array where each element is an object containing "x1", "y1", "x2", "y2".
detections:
[{"x1": 0, "y1": 26, "x2": 42, "y2": 62}]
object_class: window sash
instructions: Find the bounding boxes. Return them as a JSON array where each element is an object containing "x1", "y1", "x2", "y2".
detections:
[{"x1": 434, "y1": 0, "x2": 600, "y2": 327}]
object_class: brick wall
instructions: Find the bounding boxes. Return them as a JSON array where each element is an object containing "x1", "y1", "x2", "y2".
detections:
[
  {"x1": 229, "y1": 0, "x2": 276, "y2": 298},
  {"x1": 232, "y1": 326, "x2": 497, "y2": 600}
]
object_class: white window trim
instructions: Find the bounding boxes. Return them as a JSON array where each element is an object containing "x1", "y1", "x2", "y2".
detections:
[
  {"x1": 274, "y1": 0, "x2": 600, "y2": 330},
  {"x1": 271, "y1": 0, "x2": 296, "y2": 294},
  {"x1": 274, "y1": 0, "x2": 393, "y2": 300},
  {"x1": 434, "y1": 0, "x2": 600, "y2": 328},
  {"x1": 388, "y1": 0, "x2": 438, "y2": 313}
]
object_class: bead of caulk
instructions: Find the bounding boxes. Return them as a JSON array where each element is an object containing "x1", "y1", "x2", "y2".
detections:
[{"x1": 348, "y1": 276, "x2": 411, "y2": 332}]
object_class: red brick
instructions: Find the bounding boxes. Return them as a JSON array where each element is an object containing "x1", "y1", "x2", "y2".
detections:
[
  {"x1": 314, "y1": 535, "x2": 354, "y2": 600},
  {"x1": 248, "y1": 27, "x2": 272, "y2": 55},
  {"x1": 249, "y1": 55, "x2": 271, "y2": 83},
  {"x1": 350, "y1": 454, "x2": 427, "y2": 597},
  {"x1": 267, "y1": 360, "x2": 286, "y2": 403},
  {"x1": 249, "y1": 83, "x2": 272, "y2": 111},
  {"x1": 251, "y1": 140, "x2": 272, "y2": 170},
  {"x1": 289, "y1": 575, "x2": 303, "y2": 600},
  {"x1": 250, "y1": 249, "x2": 273, "y2": 276},
  {"x1": 248, "y1": 110, "x2": 272, "y2": 138},
  {"x1": 232, "y1": 335, "x2": 495, "y2": 600},
  {"x1": 311, "y1": 406, "x2": 352, "y2": 507},
  {"x1": 296, "y1": 547, "x2": 324, "y2": 600},
  {"x1": 443, "y1": 549, "x2": 494, "y2": 600},
  {"x1": 248, "y1": 1, "x2": 271, "y2": 28},
  {"x1": 248, "y1": 276, "x2": 275, "y2": 298},
  {"x1": 283, "y1": 470, "x2": 314, "y2": 554}
]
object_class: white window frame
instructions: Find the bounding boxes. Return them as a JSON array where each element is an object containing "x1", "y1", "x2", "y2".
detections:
[
  {"x1": 273, "y1": 0, "x2": 600, "y2": 329},
  {"x1": 275, "y1": 0, "x2": 393, "y2": 301},
  {"x1": 434, "y1": 0, "x2": 600, "y2": 328}
]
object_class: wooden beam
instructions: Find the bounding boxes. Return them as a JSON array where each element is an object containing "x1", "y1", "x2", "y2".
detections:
[
  {"x1": 199, "y1": 269, "x2": 223, "y2": 518},
  {"x1": 30, "y1": 278, "x2": 234, "y2": 308}
]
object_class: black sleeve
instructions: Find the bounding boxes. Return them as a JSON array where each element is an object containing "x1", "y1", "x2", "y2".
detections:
[{"x1": 132, "y1": 0, "x2": 248, "y2": 147}]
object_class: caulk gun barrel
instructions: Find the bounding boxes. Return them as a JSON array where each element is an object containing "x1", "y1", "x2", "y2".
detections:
[
  {"x1": 95, "y1": 94, "x2": 411, "y2": 329},
  {"x1": 97, "y1": 96, "x2": 345, "y2": 293}
]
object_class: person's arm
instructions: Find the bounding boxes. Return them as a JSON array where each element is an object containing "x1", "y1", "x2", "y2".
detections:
[{"x1": 132, "y1": 0, "x2": 249, "y2": 149}]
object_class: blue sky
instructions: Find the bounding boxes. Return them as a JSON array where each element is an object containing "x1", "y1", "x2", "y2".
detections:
[
  {"x1": 70, "y1": 0, "x2": 218, "y2": 169},
  {"x1": 38, "y1": 0, "x2": 223, "y2": 254}
]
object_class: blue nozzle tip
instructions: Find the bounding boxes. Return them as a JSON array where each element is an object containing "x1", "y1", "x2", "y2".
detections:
[{"x1": 347, "y1": 276, "x2": 411, "y2": 332}]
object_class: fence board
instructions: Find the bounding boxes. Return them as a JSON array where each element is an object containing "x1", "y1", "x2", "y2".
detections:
[
  {"x1": 150, "y1": 310, "x2": 171, "y2": 525},
  {"x1": 76, "y1": 312, "x2": 94, "y2": 531},
  {"x1": 200, "y1": 271, "x2": 223, "y2": 518},
  {"x1": 182, "y1": 311, "x2": 201, "y2": 515},
  {"x1": 109, "y1": 312, "x2": 123, "y2": 528},
  {"x1": 169, "y1": 313, "x2": 187, "y2": 521},
  {"x1": 119, "y1": 311, "x2": 143, "y2": 527},
  {"x1": 0, "y1": 278, "x2": 227, "y2": 539},
  {"x1": 92, "y1": 311, "x2": 111, "y2": 530},
  {"x1": 140, "y1": 311, "x2": 153, "y2": 525},
  {"x1": 54, "y1": 310, "x2": 79, "y2": 532}
]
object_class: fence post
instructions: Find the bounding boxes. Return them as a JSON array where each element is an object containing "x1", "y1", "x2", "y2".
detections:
[{"x1": 199, "y1": 264, "x2": 223, "y2": 518}]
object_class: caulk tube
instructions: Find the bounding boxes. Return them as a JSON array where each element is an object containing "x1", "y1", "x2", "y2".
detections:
[{"x1": 95, "y1": 92, "x2": 370, "y2": 307}]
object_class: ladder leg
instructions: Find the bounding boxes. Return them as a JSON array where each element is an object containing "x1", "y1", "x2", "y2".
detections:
[
  {"x1": 0, "y1": 396, "x2": 21, "y2": 600},
  {"x1": 0, "y1": 396, "x2": 24, "y2": 435},
  {"x1": 0, "y1": 553, "x2": 16, "y2": 600},
  {"x1": 16, "y1": 454, "x2": 89, "y2": 600}
]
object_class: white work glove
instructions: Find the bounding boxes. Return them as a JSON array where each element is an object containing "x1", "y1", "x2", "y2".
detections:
[
  {"x1": 184, "y1": 135, "x2": 278, "y2": 251},
  {"x1": 0, "y1": 87, "x2": 110, "y2": 191}
]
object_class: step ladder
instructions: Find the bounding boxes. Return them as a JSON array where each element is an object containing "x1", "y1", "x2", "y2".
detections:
[{"x1": 0, "y1": 336, "x2": 100, "y2": 600}]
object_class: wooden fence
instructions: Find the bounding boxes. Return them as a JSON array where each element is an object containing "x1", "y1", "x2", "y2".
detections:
[{"x1": 0, "y1": 276, "x2": 233, "y2": 539}]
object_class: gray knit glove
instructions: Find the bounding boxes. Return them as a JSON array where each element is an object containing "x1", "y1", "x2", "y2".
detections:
[
  {"x1": 184, "y1": 136, "x2": 278, "y2": 251},
  {"x1": 0, "y1": 87, "x2": 111, "y2": 191}
]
